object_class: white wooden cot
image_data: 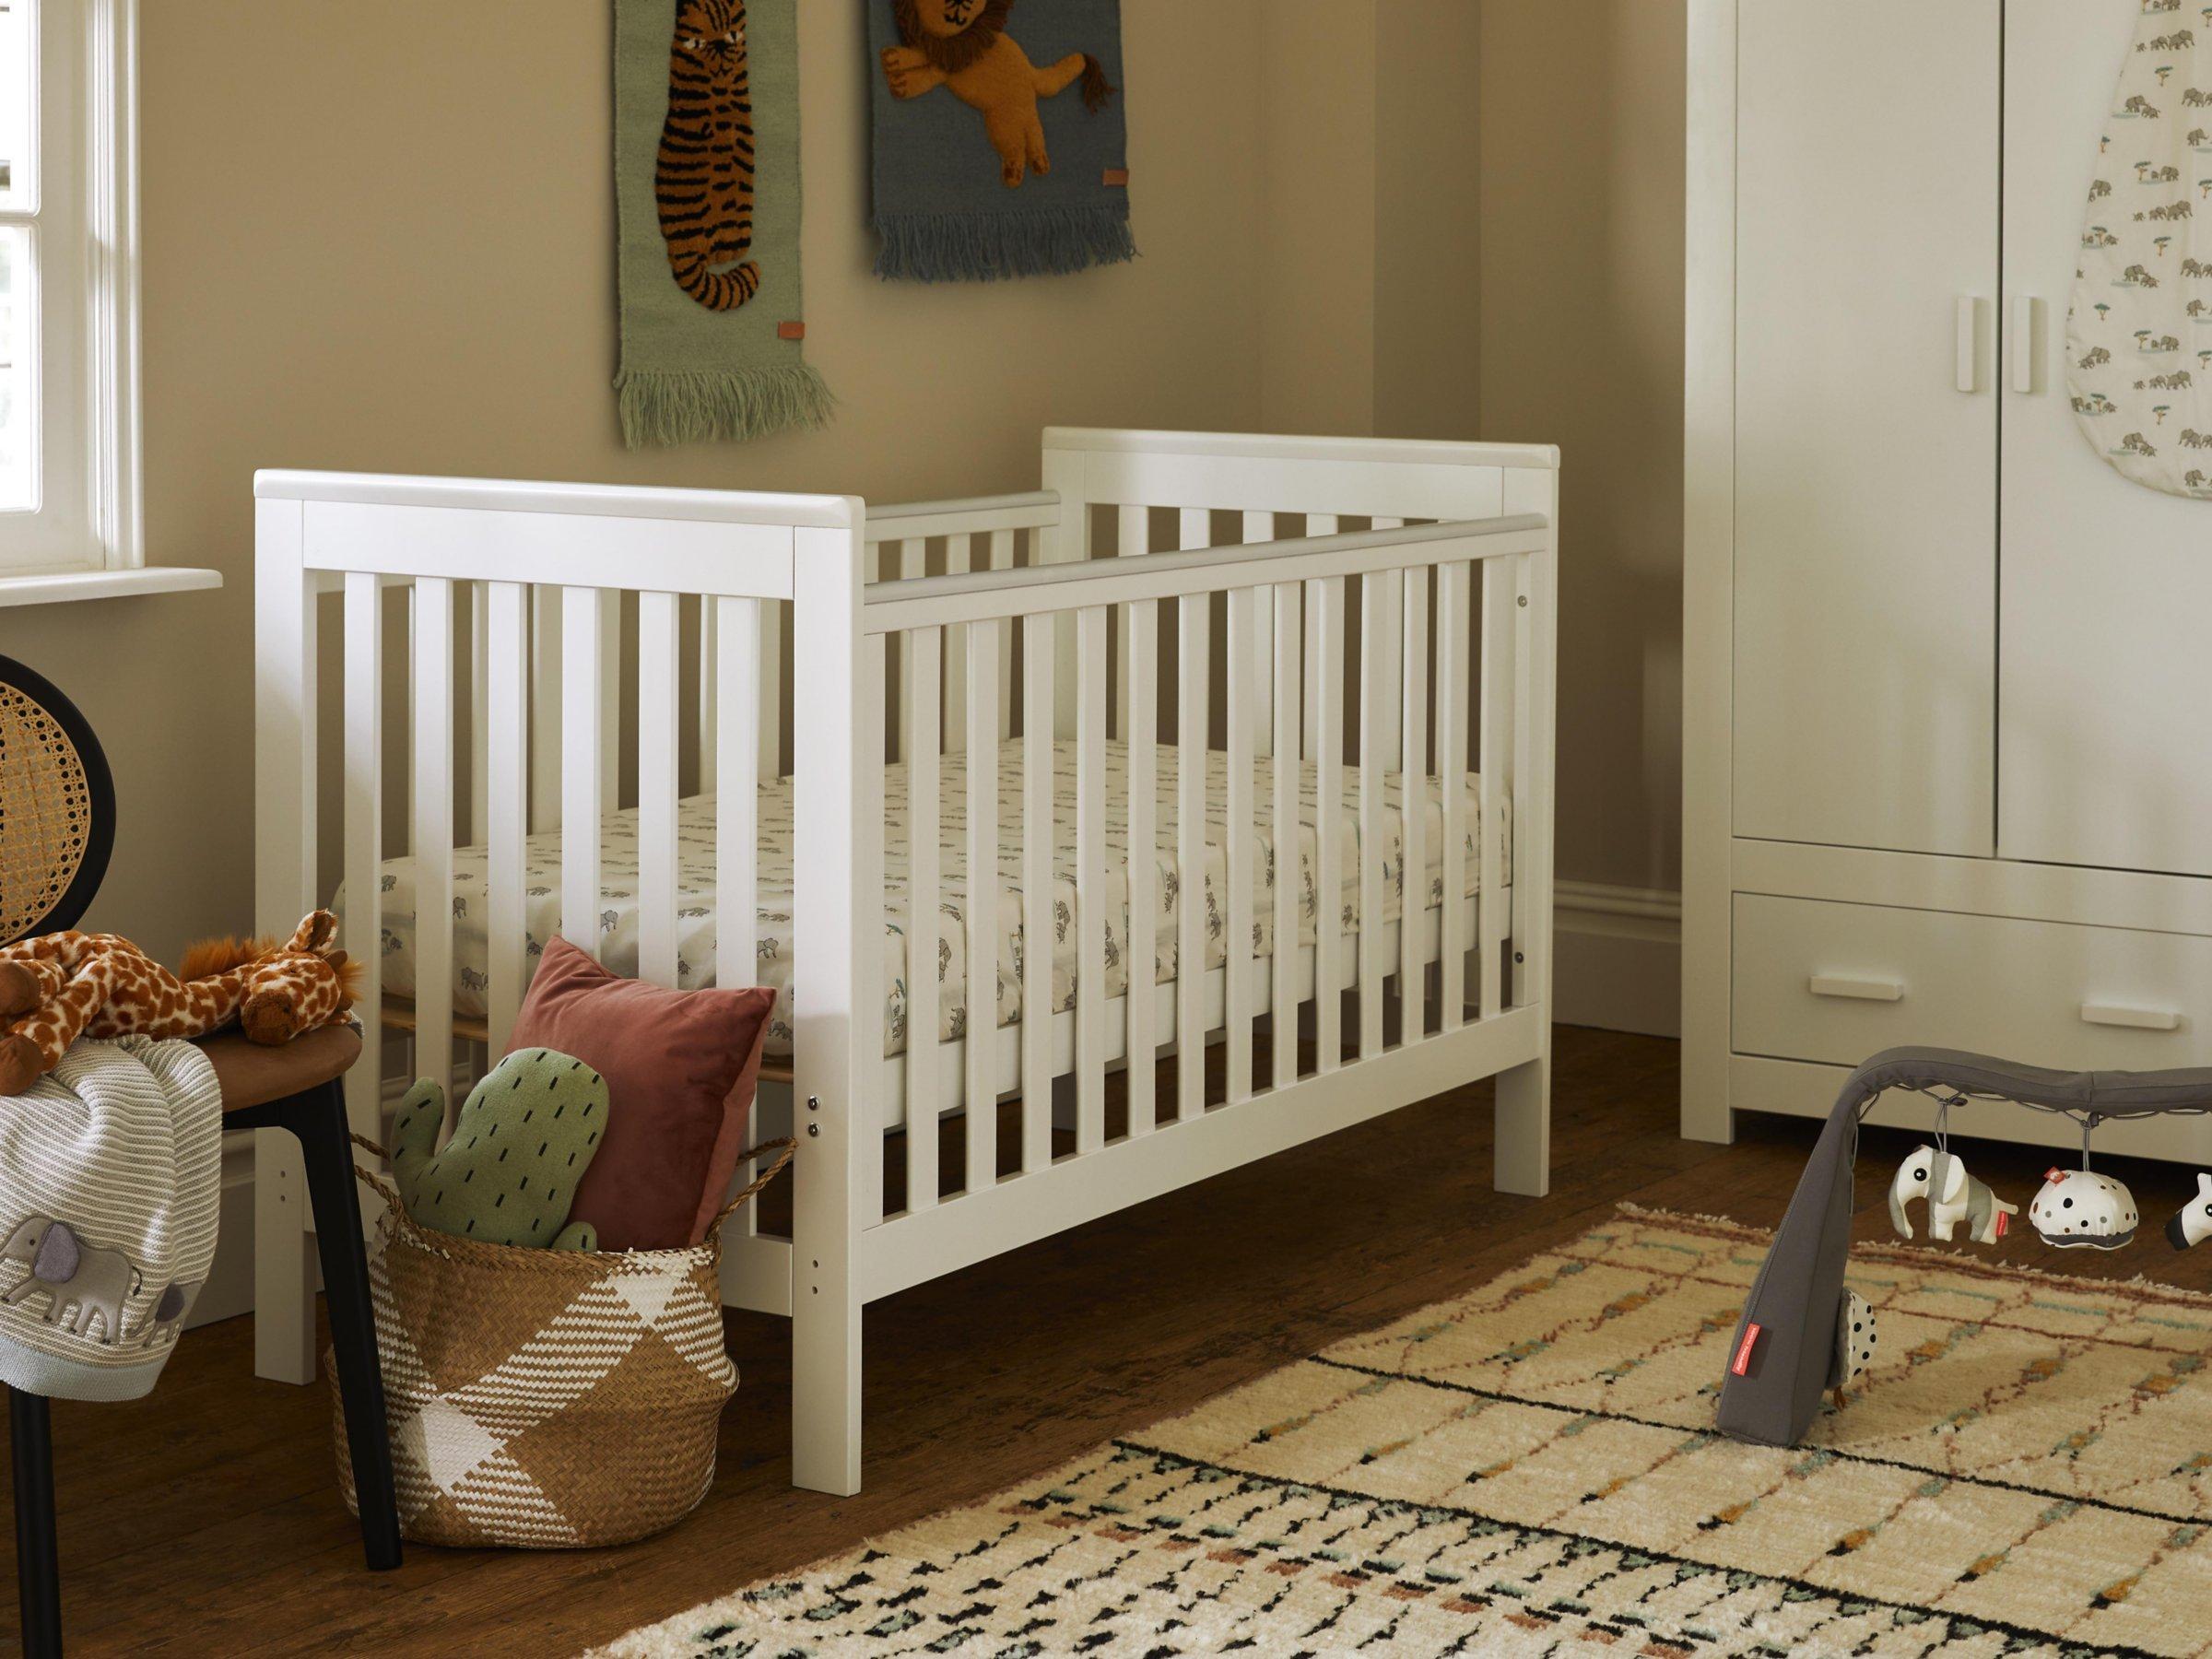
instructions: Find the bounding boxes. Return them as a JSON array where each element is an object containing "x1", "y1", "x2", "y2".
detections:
[{"x1": 251, "y1": 428, "x2": 1559, "y2": 1495}]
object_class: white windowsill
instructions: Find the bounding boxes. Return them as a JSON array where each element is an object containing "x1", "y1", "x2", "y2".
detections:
[{"x1": 0, "y1": 567, "x2": 224, "y2": 609}]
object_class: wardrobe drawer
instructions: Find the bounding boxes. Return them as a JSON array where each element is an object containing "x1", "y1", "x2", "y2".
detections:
[{"x1": 1733, "y1": 894, "x2": 2211, "y2": 1071}]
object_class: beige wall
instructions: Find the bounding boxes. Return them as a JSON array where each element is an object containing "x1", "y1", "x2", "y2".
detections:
[{"x1": 1478, "y1": 0, "x2": 1688, "y2": 900}]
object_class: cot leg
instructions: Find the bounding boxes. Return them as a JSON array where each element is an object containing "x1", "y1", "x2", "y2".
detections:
[
  {"x1": 791, "y1": 1273, "x2": 862, "y2": 1496},
  {"x1": 1494, "y1": 1050, "x2": 1550, "y2": 1197},
  {"x1": 251, "y1": 1126, "x2": 317, "y2": 1383}
]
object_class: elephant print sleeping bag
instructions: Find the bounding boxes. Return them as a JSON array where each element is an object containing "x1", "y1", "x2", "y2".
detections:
[{"x1": 2071, "y1": 1, "x2": 2212, "y2": 496}]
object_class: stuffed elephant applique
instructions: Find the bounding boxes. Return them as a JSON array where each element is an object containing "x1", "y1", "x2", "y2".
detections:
[
  {"x1": 0, "y1": 1215, "x2": 144, "y2": 1344},
  {"x1": 133, "y1": 1279, "x2": 201, "y2": 1350},
  {"x1": 390, "y1": 1047, "x2": 608, "y2": 1249}
]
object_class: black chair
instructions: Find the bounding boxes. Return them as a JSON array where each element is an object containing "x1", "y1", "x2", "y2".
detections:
[{"x1": 0, "y1": 654, "x2": 399, "y2": 1657}]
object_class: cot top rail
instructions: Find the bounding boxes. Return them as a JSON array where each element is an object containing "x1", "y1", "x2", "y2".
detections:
[
  {"x1": 1043, "y1": 427, "x2": 1562, "y2": 473},
  {"x1": 253, "y1": 469, "x2": 859, "y2": 531},
  {"x1": 864, "y1": 512, "x2": 1549, "y2": 633},
  {"x1": 864, "y1": 491, "x2": 1061, "y2": 544}
]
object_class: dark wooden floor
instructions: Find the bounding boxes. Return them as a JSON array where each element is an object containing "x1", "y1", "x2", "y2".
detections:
[{"x1": 12, "y1": 1025, "x2": 2212, "y2": 1656}]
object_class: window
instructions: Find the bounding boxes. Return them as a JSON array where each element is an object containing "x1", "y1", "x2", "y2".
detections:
[{"x1": 0, "y1": 0, "x2": 139, "y2": 574}]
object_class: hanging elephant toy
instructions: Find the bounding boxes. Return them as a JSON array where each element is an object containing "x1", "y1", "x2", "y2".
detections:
[{"x1": 1888, "y1": 1146, "x2": 2018, "y2": 1243}]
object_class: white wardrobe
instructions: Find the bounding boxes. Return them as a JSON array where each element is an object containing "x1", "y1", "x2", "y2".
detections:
[{"x1": 1685, "y1": 0, "x2": 2212, "y2": 1161}]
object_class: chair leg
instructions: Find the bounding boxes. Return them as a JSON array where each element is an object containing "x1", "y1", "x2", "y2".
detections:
[
  {"x1": 280, "y1": 1081, "x2": 402, "y2": 1571},
  {"x1": 10, "y1": 1389, "x2": 61, "y2": 1658}
]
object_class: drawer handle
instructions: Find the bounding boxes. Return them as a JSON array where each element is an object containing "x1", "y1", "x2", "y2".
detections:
[
  {"x1": 1809, "y1": 975, "x2": 1904, "y2": 1004},
  {"x1": 2080, "y1": 1003, "x2": 2181, "y2": 1032}
]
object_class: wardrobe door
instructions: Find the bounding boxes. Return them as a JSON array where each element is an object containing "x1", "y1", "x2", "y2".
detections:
[
  {"x1": 1734, "y1": 0, "x2": 2000, "y2": 856},
  {"x1": 2001, "y1": 0, "x2": 2212, "y2": 878}
]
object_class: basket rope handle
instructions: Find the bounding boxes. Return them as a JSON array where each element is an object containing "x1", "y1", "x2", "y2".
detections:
[{"x1": 348, "y1": 1130, "x2": 795, "y2": 1235}]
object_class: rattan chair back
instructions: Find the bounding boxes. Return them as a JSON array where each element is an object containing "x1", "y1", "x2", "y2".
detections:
[{"x1": 0, "y1": 656, "x2": 113, "y2": 946}]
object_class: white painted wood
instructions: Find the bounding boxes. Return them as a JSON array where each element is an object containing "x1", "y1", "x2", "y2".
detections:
[
  {"x1": 1076, "y1": 606, "x2": 1109, "y2": 1151},
  {"x1": 1124, "y1": 596, "x2": 1158, "y2": 1135},
  {"x1": 964, "y1": 623, "x2": 1000, "y2": 1194},
  {"x1": 1071, "y1": 451, "x2": 1515, "y2": 524},
  {"x1": 1312, "y1": 578, "x2": 1346, "y2": 1073},
  {"x1": 638, "y1": 590, "x2": 680, "y2": 988},
  {"x1": 1437, "y1": 562, "x2": 1469, "y2": 1030},
  {"x1": 904, "y1": 627, "x2": 942, "y2": 1213},
  {"x1": 2080, "y1": 1004, "x2": 2182, "y2": 1034},
  {"x1": 1358, "y1": 579, "x2": 1386, "y2": 1061},
  {"x1": 1398, "y1": 565, "x2": 1429, "y2": 1041},
  {"x1": 1736, "y1": 892, "x2": 2212, "y2": 1075},
  {"x1": 560, "y1": 587, "x2": 605, "y2": 960},
  {"x1": 1681, "y1": 0, "x2": 1741, "y2": 1144},
  {"x1": 1477, "y1": 562, "x2": 1512, "y2": 1020},
  {"x1": 469, "y1": 588, "x2": 488, "y2": 843},
  {"x1": 1270, "y1": 582, "x2": 1300, "y2": 1087},
  {"x1": 698, "y1": 597, "x2": 718, "y2": 794},
  {"x1": 1224, "y1": 586, "x2": 1255, "y2": 1103},
  {"x1": 1733, "y1": 0, "x2": 1999, "y2": 856},
  {"x1": 411, "y1": 577, "x2": 456, "y2": 1100},
  {"x1": 1176, "y1": 592, "x2": 1210, "y2": 1121},
  {"x1": 1020, "y1": 614, "x2": 1055, "y2": 1171},
  {"x1": 1041, "y1": 446, "x2": 1087, "y2": 741},
  {"x1": 485, "y1": 581, "x2": 527, "y2": 1056},
  {"x1": 716, "y1": 597, "x2": 761, "y2": 988},
  {"x1": 1042, "y1": 427, "x2": 1556, "y2": 474},
  {"x1": 530, "y1": 586, "x2": 562, "y2": 834},
  {"x1": 340, "y1": 571, "x2": 384, "y2": 1209},
  {"x1": 2000, "y1": 0, "x2": 2212, "y2": 878},
  {"x1": 258, "y1": 468, "x2": 856, "y2": 526},
  {"x1": 790, "y1": 519, "x2": 871, "y2": 1499},
  {"x1": 863, "y1": 491, "x2": 1060, "y2": 544},
  {"x1": 1808, "y1": 975, "x2": 1904, "y2": 1004},
  {"x1": 252, "y1": 497, "x2": 316, "y2": 1384}
]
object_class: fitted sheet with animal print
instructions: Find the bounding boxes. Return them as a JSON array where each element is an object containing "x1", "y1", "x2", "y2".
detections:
[{"x1": 348, "y1": 739, "x2": 1511, "y2": 1062}]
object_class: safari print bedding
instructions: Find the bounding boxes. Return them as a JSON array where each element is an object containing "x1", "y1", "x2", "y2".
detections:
[{"x1": 350, "y1": 739, "x2": 1510, "y2": 1062}]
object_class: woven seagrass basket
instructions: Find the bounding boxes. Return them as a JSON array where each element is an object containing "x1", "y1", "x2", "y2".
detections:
[{"x1": 332, "y1": 1136, "x2": 793, "y2": 1548}]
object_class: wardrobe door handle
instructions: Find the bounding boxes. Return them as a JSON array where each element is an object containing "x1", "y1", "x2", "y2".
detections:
[
  {"x1": 1955, "y1": 297, "x2": 1981, "y2": 394},
  {"x1": 2080, "y1": 1002, "x2": 2181, "y2": 1031},
  {"x1": 1809, "y1": 975, "x2": 1904, "y2": 1004},
  {"x1": 2012, "y1": 296, "x2": 2040, "y2": 394}
]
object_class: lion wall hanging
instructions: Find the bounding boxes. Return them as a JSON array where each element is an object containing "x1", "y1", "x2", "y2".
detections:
[{"x1": 867, "y1": 0, "x2": 1135, "y2": 281}]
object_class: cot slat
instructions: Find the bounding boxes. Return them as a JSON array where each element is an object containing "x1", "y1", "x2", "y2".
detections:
[
  {"x1": 561, "y1": 588, "x2": 605, "y2": 960},
  {"x1": 964, "y1": 623, "x2": 1000, "y2": 1194},
  {"x1": 1312, "y1": 577, "x2": 1345, "y2": 1073},
  {"x1": 341, "y1": 571, "x2": 383, "y2": 1155},
  {"x1": 1176, "y1": 592, "x2": 1208, "y2": 1122},
  {"x1": 638, "y1": 591, "x2": 680, "y2": 988},
  {"x1": 469, "y1": 588, "x2": 488, "y2": 845},
  {"x1": 905, "y1": 627, "x2": 943, "y2": 1213},
  {"x1": 1124, "y1": 596, "x2": 1158, "y2": 1135},
  {"x1": 698, "y1": 597, "x2": 719, "y2": 794},
  {"x1": 486, "y1": 582, "x2": 528, "y2": 1056},
  {"x1": 599, "y1": 596, "x2": 621, "y2": 818},
  {"x1": 1437, "y1": 562, "x2": 1471, "y2": 1030},
  {"x1": 1075, "y1": 606, "x2": 1109, "y2": 1154},
  {"x1": 1303, "y1": 516, "x2": 1338, "y2": 759},
  {"x1": 716, "y1": 597, "x2": 761, "y2": 987},
  {"x1": 1269, "y1": 582, "x2": 1300, "y2": 1090},
  {"x1": 989, "y1": 530, "x2": 1016, "y2": 741},
  {"x1": 529, "y1": 587, "x2": 561, "y2": 834},
  {"x1": 1020, "y1": 615, "x2": 1054, "y2": 1173},
  {"x1": 1224, "y1": 586, "x2": 1254, "y2": 1104},
  {"x1": 859, "y1": 632, "x2": 888, "y2": 1229},
  {"x1": 1359, "y1": 575, "x2": 1386, "y2": 1061},
  {"x1": 1243, "y1": 512, "x2": 1274, "y2": 759},
  {"x1": 412, "y1": 577, "x2": 455, "y2": 1098},
  {"x1": 1478, "y1": 560, "x2": 1512, "y2": 1019},
  {"x1": 1398, "y1": 564, "x2": 1429, "y2": 1041}
]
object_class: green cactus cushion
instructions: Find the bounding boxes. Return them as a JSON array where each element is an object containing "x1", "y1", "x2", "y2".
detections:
[{"x1": 389, "y1": 1048, "x2": 609, "y2": 1249}]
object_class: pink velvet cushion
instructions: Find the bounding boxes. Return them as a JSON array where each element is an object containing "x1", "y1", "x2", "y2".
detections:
[{"x1": 506, "y1": 935, "x2": 775, "y2": 1251}]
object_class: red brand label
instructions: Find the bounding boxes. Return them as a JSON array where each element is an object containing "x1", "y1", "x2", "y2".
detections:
[
  {"x1": 2047, "y1": 1168, "x2": 2065, "y2": 1185},
  {"x1": 1994, "y1": 1210, "x2": 2008, "y2": 1238},
  {"x1": 778, "y1": 321, "x2": 806, "y2": 341},
  {"x1": 1102, "y1": 167, "x2": 1130, "y2": 187},
  {"x1": 1731, "y1": 1324, "x2": 1762, "y2": 1378}
]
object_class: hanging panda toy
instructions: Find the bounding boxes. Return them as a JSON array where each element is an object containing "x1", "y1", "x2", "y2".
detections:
[{"x1": 2028, "y1": 1114, "x2": 2138, "y2": 1251}]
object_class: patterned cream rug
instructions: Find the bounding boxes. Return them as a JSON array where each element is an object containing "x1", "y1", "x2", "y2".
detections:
[{"x1": 592, "y1": 1206, "x2": 2212, "y2": 1657}]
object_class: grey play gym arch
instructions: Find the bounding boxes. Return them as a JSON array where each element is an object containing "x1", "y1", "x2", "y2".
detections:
[{"x1": 1715, "y1": 1046, "x2": 2212, "y2": 1449}]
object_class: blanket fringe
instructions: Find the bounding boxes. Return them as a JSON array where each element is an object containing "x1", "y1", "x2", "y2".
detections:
[
  {"x1": 615, "y1": 363, "x2": 837, "y2": 450},
  {"x1": 873, "y1": 205, "x2": 1136, "y2": 283}
]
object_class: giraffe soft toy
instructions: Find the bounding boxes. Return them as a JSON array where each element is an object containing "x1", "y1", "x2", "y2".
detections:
[{"x1": 0, "y1": 911, "x2": 359, "y2": 1097}]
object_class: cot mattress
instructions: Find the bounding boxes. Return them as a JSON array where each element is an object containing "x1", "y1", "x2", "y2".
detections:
[{"x1": 356, "y1": 739, "x2": 1511, "y2": 1061}]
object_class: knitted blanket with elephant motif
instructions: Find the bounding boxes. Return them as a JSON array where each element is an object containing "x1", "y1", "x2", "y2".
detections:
[{"x1": 0, "y1": 1037, "x2": 220, "y2": 1401}]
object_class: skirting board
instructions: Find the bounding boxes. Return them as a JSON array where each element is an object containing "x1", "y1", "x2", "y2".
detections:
[{"x1": 1553, "y1": 881, "x2": 1681, "y2": 1039}]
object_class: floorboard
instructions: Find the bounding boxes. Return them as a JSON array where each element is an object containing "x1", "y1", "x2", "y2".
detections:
[{"x1": 9, "y1": 1025, "x2": 2211, "y2": 1655}]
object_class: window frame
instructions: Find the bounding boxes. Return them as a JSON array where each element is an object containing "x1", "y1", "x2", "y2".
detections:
[{"x1": 0, "y1": 0, "x2": 141, "y2": 576}]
